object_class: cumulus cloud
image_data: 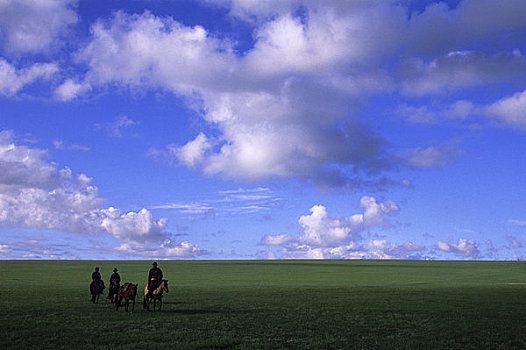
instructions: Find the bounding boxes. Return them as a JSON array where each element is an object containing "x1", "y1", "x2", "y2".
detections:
[
  {"x1": 73, "y1": 9, "x2": 397, "y2": 187},
  {"x1": 0, "y1": 59, "x2": 58, "y2": 96},
  {"x1": 0, "y1": 0, "x2": 78, "y2": 54},
  {"x1": 53, "y1": 79, "x2": 91, "y2": 101},
  {"x1": 436, "y1": 238, "x2": 480, "y2": 258},
  {"x1": 298, "y1": 205, "x2": 363, "y2": 248},
  {"x1": 0, "y1": 131, "x2": 202, "y2": 258},
  {"x1": 484, "y1": 89, "x2": 526, "y2": 130},
  {"x1": 170, "y1": 133, "x2": 212, "y2": 168},
  {"x1": 268, "y1": 196, "x2": 417, "y2": 259}
]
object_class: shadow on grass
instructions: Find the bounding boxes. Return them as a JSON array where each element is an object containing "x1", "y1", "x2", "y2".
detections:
[{"x1": 158, "y1": 308, "x2": 222, "y2": 315}]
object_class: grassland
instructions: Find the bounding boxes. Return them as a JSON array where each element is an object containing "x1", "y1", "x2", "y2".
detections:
[{"x1": 1, "y1": 260, "x2": 526, "y2": 349}]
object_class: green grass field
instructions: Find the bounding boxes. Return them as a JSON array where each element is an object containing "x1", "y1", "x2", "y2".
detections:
[{"x1": 1, "y1": 260, "x2": 526, "y2": 349}]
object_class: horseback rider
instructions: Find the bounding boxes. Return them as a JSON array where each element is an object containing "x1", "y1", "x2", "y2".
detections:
[
  {"x1": 147, "y1": 262, "x2": 163, "y2": 298},
  {"x1": 92, "y1": 267, "x2": 102, "y2": 283},
  {"x1": 90, "y1": 267, "x2": 105, "y2": 303},
  {"x1": 108, "y1": 267, "x2": 121, "y2": 299},
  {"x1": 110, "y1": 268, "x2": 120, "y2": 285}
]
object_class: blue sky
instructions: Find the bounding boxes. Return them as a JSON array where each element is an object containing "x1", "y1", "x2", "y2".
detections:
[{"x1": 1, "y1": 0, "x2": 526, "y2": 260}]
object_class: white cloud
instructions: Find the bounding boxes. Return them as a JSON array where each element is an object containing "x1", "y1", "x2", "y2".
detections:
[
  {"x1": 170, "y1": 132, "x2": 212, "y2": 168},
  {"x1": 74, "y1": 10, "x2": 395, "y2": 187},
  {"x1": 400, "y1": 146, "x2": 463, "y2": 168},
  {"x1": 298, "y1": 205, "x2": 362, "y2": 248},
  {"x1": 360, "y1": 196, "x2": 399, "y2": 227},
  {"x1": 436, "y1": 238, "x2": 480, "y2": 258},
  {"x1": 282, "y1": 239, "x2": 425, "y2": 260},
  {"x1": 445, "y1": 100, "x2": 475, "y2": 119},
  {"x1": 100, "y1": 207, "x2": 169, "y2": 245},
  {"x1": 266, "y1": 196, "x2": 429, "y2": 259},
  {"x1": 78, "y1": 10, "x2": 234, "y2": 93},
  {"x1": 363, "y1": 240, "x2": 425, "y2": 259},
  {"x1": 0, "y1": 131, "x2": 202, "y2": 258},
  {"x1": 0, "y1": 243, "x2": 10, "y2": 255},
  {"x1": 275, "y1": 196, "x2": 402, "y2": 258},
  {"x1": 0, "y1": 0, "x2": 78, "y2": 54},
  {"x1": 54, "y1": 79, "x2": 91, "y2": 101},
  {"x1": 115, "y1": 240, "x2": 205, "y2": 259},
  {"x1": 53, "y1": 140, "x2": 90, "y2": 151},
  {"x1": 484, "y1": 89, "x2": 526, "y2": 130},
  {"x1": 259, "y1": 234, "x2": 293, "y2": 246},
  {"x1": 0, "y1": 59, "x2": 58, "y2": 96}
]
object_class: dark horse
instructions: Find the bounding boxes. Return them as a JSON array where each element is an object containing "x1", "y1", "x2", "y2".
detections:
[
  {"x1": 107, "y1": 281, "x2": 120, "y2": 304},
  {"x1": 115, "y1": 283, "x2": 138, "y2": 313},
  {"x1": 143, "y1": 279, "x2": 168, "y2": 312},
  {"x1": 89, "y1": 280, "x2": 105, "y2": 304}
]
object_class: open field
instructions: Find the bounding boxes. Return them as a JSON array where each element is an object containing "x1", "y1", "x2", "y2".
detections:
[{"x1": 1, "y1": 260, "x2": 526, "y2": 349}]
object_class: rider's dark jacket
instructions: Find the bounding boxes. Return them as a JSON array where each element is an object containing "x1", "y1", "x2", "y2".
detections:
[
  {"x1": 148, "y1": 267, "x2": 163, "y2": 289},
  {"x1": 92, "y1": 271, "x2": 101, "y2": 282},
  {"x1": 110, "y1": 272, "x2": 120, "y2": 285}
]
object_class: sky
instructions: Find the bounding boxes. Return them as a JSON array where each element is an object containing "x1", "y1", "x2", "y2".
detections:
[{"x1": 1, "y1": 0, "x2": 526, "y2": 261}]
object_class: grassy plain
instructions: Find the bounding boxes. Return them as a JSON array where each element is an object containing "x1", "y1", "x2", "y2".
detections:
[{"x1": 1, "y1": 260, "x2": 526, "y2": 349}]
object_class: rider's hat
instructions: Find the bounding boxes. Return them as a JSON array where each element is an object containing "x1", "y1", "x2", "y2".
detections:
[
  {"x1": 152, "y1": 261, "x2": 158, "y2": 266},
  {"x1": 113, "y1": 268, "x2": 118, "y2": 272}
]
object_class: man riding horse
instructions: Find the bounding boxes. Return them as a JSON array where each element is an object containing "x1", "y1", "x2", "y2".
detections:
[
  {"x1": 90, "y1": 267, "x2": 105, "y2": 303},
  {"x1": 107, "y1": 267, "x2": 120, "y2": 302},
  {"x1": 147, "y1": 262, "x2": 163, "y2": 299}
]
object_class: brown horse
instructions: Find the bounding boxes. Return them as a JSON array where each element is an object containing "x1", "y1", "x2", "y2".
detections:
[
  {"x1": 115, "y1": 283, "x2": 138, "y2": 313},
  {"x1": 89, "y1": 280, "x2": 105, "y2": 304},
  {"x1": 143, "y1": 279, "x2": 168, "y2": 312}
]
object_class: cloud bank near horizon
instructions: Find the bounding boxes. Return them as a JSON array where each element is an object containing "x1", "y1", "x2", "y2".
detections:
[{"x1": 0, "y1": 131, "x2": 204, "y2": 259}]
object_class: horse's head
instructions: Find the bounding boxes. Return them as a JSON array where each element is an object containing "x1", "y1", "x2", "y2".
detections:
[{"x1": 162, "y1": 279, "x2": 168, "y2": 292}]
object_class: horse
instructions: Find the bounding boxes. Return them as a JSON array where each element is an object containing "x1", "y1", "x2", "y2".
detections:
[
  {"x1": 143, "y1": 279, "x2": 168, "y2": 312},
  {"x1": 115, "y1": 283, "x2": 138, "y2": 313},
  {"x1": 89, "y1": 280, "x2": 105, "y2": 304},
  {"x1": 107, "y1": 281, "x2": 120, "y2": 304}
]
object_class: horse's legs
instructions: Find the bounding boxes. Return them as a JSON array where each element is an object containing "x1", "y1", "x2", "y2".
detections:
[
  {"x1": 132, "y1": 299, "x2": 135, "y2": 313},
  {"x1": 158, "y1": 298, "x2": 162, "y2": 312}
]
